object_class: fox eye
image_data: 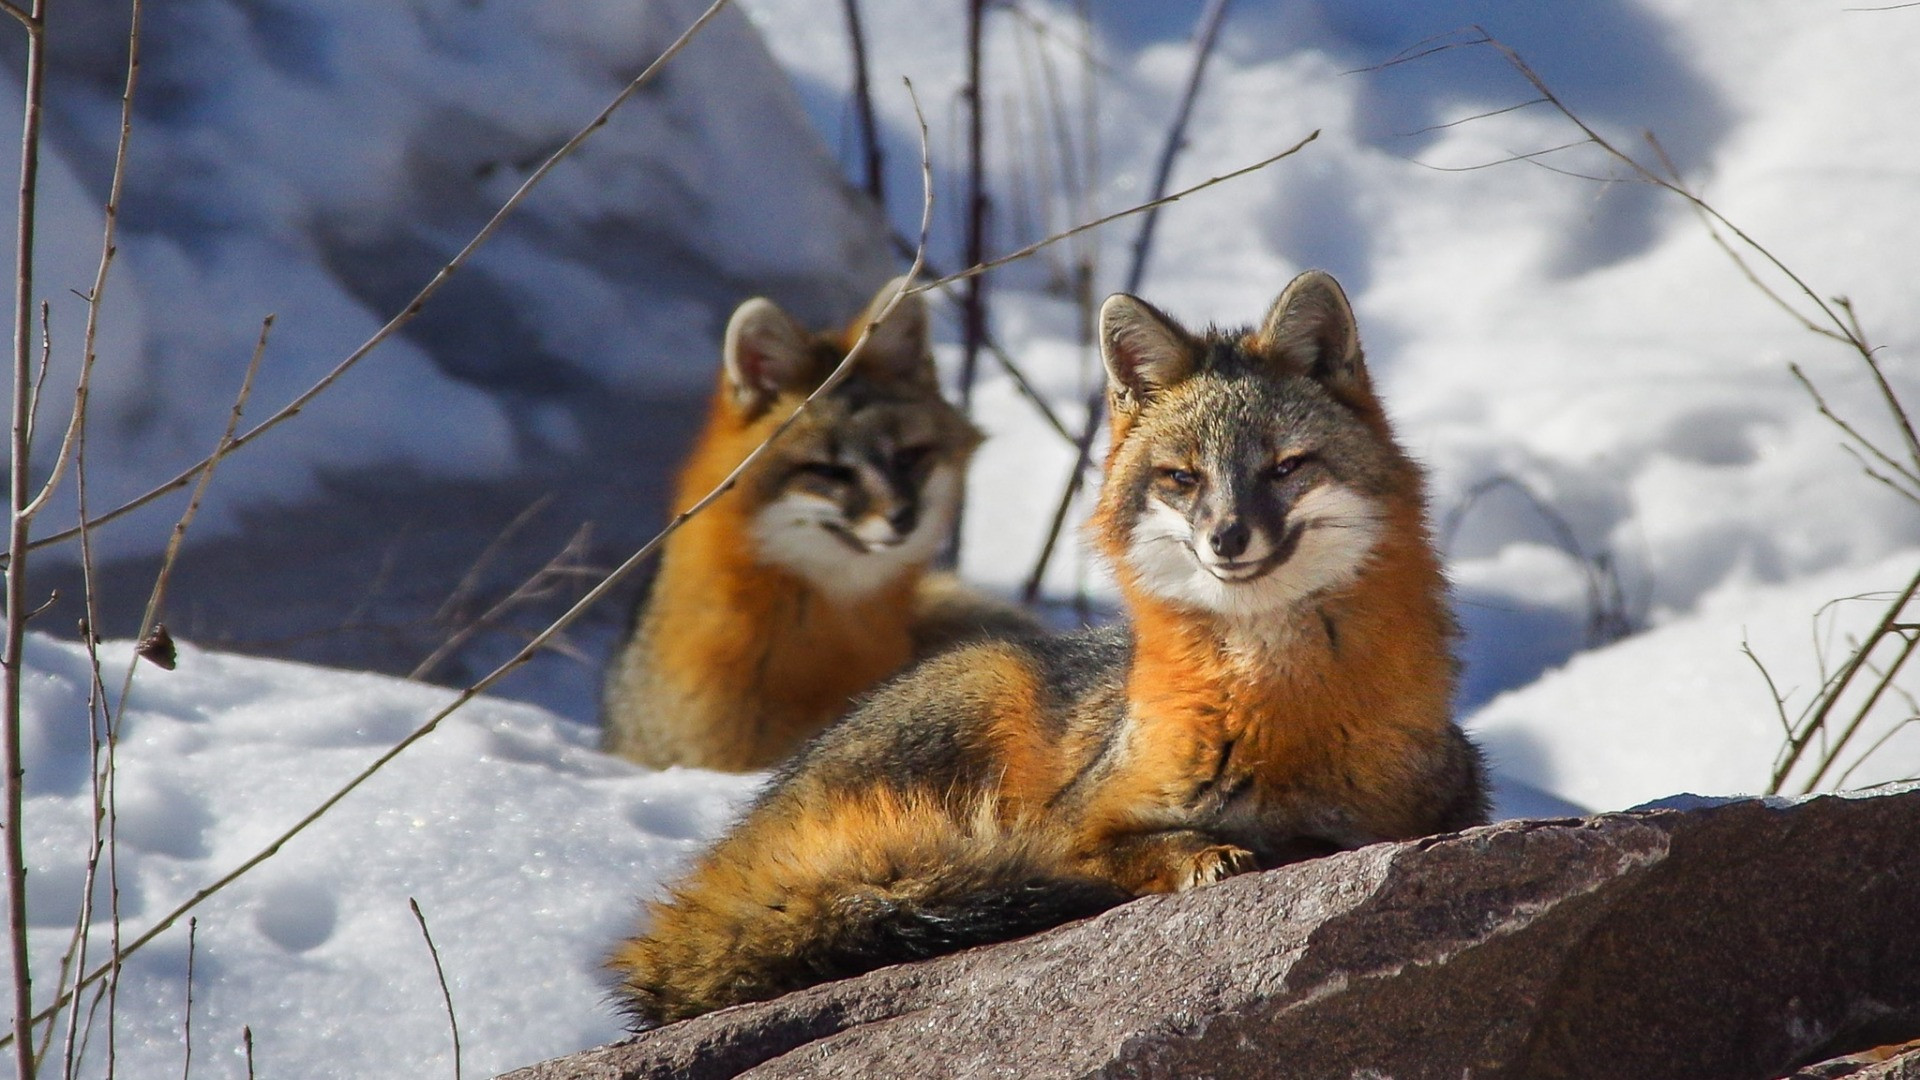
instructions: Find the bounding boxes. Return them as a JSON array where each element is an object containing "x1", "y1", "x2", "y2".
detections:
[
  {"x1": 893, "y1": 445, "x2": 934, "y2": 473},
  {"x1": 1266, "y1": 454, "x2": 1312, "y2": 481},
  {"x1": 1158, "y1": 467, "x2": 1201, "y2": 489},
  {"x1": 799, "y1": 461, "x2": 857, "y2": 485}
]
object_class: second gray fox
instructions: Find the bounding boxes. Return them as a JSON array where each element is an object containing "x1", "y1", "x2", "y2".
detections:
[{"x1": 600, "y1": 278, "x2": 1037, "y2": 771}]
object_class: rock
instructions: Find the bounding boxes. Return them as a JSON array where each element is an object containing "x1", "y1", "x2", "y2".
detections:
[
  {"x1": 502, "y1": 787, "x2": 1920, "y2": 1080},
  {"x1": 1784, "y1": 1040, "x2": 1920, "y2": 1079}
]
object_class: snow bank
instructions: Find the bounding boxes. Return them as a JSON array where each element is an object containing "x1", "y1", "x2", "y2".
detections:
[
  {"x1": 8, "y1": 0, "x2": 892, "y2": 558},
  {"x1": 20, "y1": 633, "x2": 760, "y2": 1077}
]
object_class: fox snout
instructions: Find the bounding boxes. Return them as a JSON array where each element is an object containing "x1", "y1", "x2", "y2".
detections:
[
  {"x1": 1207, "y1": 519, "x2": 1250, "y2": 560},
  {"x1": 1182, "y1": 480, "x2": 1291, "y2": 581},
  {"x1": 842, "y1": 478, "x2": 920, "y2": 549}
]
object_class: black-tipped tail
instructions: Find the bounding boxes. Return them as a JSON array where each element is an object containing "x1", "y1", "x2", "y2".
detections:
[{"x1": 609, "y1": 795, "x2": 1129, "y2": 1028}]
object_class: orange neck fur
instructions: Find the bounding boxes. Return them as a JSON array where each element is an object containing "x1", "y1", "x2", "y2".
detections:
[
  {"x1": 642, "y1": 388, "x2": 922, "y2": 767},
  {"x1": 1117, "y1": 495, "x2": 1455, "y2": 763}
]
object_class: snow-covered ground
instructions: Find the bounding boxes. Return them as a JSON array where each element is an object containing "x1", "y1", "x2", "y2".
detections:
[{"x1": 5, "y1": 0, "x2": 1917, "y2": 1076}]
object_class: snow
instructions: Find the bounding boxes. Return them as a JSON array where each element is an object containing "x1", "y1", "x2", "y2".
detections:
[
  {"x1": 21, "y1": 632, "x2": 763, "y2": 1077},
  {"x1": 4, "y1": 0, "x2": 1917, "y2": 1076}
]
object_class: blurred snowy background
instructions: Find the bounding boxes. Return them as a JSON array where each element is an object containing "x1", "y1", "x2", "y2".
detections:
[{"x1": 4, "y1": 0, "x2": 1917, "y2": 1075}]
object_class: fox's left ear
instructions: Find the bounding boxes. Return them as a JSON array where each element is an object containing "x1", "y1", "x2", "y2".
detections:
[
  {"x1": 1100, "y1": 293, "x2": 1198, "y2": 418},
  {"x1": 1257, "y1": 270, "x2": 1370, "y2": 399},
  {"x1": 847, "y1": 276, "x2": 935, "y2": 386}
]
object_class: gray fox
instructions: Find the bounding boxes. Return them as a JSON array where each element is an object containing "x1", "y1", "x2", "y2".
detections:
[
  {"x1": 599, "y1": 277, "x2": 1038, "y2": 771},
  {"x1": 608, "y1": 271, "x2": 1488, "y2": 1023}
]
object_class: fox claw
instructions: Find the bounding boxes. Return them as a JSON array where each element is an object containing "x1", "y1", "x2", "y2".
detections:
[{"x1": 1178, "y1": 844, "x2": 1256, "y2": 890}]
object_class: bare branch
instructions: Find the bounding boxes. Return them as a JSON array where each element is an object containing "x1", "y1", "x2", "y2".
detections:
[
  {"x1": 1395, "y1": 97, "x2": 1548, "y2": 138},
  {"x1": 5, "y1": 6, "x2": 50, "y2": 1074},
  {"x1": 409, "y1": 522, "x2": 592, "y2": 682},
  {"x1": 131, "y1": 316, "x2": 270, "y2": 654},
  {"x1": 1790, "y1": 363, "x2": 1920, "y2": 490},
  {"x1": 429, "y1": 494, "x2": 554, "y2": 628},
  {"x1": 1740, "y1": 638, "x2": 1796, "y2": 742},
  {"x1": 840, "y1": 0, "x2": 884, "y2": 206},
  {"x1": 1125, "y1": 0, "x2": 1233, "y2": 295},
  {"x1": 181, "y1": 919, "x2": 197, "y2": 1080},
  {"x1": 1840, "y1": 444, "x2": 1920, "y2": 507},
  {"x1": 1409, "y1": 137, "x2": 1595, "y2": 173},
  {"x1": 926, "y1": 131, "x2": 1320, "y2": 293},
  {"x1": 1797, "y1": 617, "x2": 1920, "y2": 794},
  {"x1": 409, "y1": 899, "x2": 461, "y2": 1080},
  {"x1": 1770, "y1": 564, "x2": 1920, "y2": 793}
]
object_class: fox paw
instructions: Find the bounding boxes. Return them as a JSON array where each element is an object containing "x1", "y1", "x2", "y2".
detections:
[{"x1": 1177, "y1": 844, "x2": 1256, "y2": 891}]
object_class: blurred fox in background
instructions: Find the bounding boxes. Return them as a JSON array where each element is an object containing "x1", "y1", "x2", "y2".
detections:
[{"x1": 600, "y1": 277, "x2": 1038, "y2": 771}]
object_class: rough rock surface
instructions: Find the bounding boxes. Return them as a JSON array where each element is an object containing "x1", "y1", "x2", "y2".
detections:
[{"x1": 504, "y1": 788, "x2": 1920, "y2": 1080}]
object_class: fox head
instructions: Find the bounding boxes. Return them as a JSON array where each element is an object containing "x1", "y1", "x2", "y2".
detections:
[
  {"x1": 1089, "y1": 271, "x2": 1422, "y2": 623},
  {"x1": 707, "y1": 277, "x2": 980, "y2": 599}
]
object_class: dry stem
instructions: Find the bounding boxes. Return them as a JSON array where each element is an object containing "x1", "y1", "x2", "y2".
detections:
[
  {"x1": 4, "y1": 5, "x2": 48, "y2": 1075},
  {"x1": 408, "y1": 899, "x2": 461, "y2": 1080}
]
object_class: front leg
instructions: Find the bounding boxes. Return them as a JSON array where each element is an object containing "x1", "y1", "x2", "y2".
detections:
[{"x1": 1074, "y1": 828, "x2": 1256, "y2": 895}]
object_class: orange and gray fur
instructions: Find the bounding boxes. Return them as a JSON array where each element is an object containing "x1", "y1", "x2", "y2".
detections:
[
  {"x1": 599, "y1": 278, "x2": 1037, "y2": 771},
  {"x1": 608, "y1": 271, "x2": 1488, "y2": 1024}
]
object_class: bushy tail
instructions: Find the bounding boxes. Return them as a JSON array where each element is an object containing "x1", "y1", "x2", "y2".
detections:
[{"x1": 608, "y1": 790, "x2": 1127, "y2": 1027}]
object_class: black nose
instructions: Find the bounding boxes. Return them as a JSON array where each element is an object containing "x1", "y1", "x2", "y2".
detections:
[
  {"x1": 888, "y1": 504, "x2": 918, "y2": 536},
  {"x1": 1209, "y1": 521, "x2": 1250, "y2": 560}
]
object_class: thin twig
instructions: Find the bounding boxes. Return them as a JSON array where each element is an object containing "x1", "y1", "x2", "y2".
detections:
[
  {"x1": 1027, "y1": 0, "x2": 1235, "y2": 602},
  {"x1": 429, "y1": 494, "x2": 554, "y2": 627},
  {"x1": 1798, "y1": 622, "x2": 1920, "y2": 794},
  {"x1": 409, "y1": 899, "x2": 461, "y2": 1080},
  {"x1": 1125, "y1": 0, "x2": 1232, "y2": 295},
  {"x1": 1832, "y1": 711, "x2": 1920, "y2": 789},
  {"x1": 5, "y1": 5, "x2": 50, "y2": 1075},
  {"x1": 181, "y1": 918, "x2": 196, "y2": 1080},
  {"x1": 1395, "y1": 97, "x2": 1549, "y2": 137},
  {"x1": 925, "y1": 132, "x2": 1320, "y2": 292},
  {"x1": 1790, "y1": 364, "x2": 1920, "y2": 491},
  {"x1": 60, "y1": 21, "x2": 143, "y2": 1062},
  {"x1": 840, "y1": 0, "x2": 884, "y2": 206},
  {"x1": 242, "y1": 1027, "x2": 254, "y2": 1080},
  {"x1": 1740, "y1": 638, "x2": 1795, "y2": 742},
  {"x1": 1770, "y1": 564, "x2": 1920, "y2": 793},
  {"x1": 883, "y1": 237, "x2": 1077, "y2": 445},
  {"x1": 1410, "y1": 137, "x2": 1595, "y2": 173},
  {"x1": 951, "y1": 0, "x2": 992, "y2": 564},
  {"x1": 409, "y1": 522, "x2": 593, "y2": 682},
  {"x1": 18, "y1": 0, "x2": 738, "y2": 560},
  {"x1": 128, "y1": 316, "x2": 270, "y2": 657}
]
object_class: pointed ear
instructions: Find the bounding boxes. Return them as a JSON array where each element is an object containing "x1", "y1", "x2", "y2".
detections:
[
  {"x1": 1257, "y1": 270, "x2": 1369, "y2": 397},
  {"x1": 846, "y1": 276, "x2": 933, "y2": 384},
  {"x1": 723, "y1": 297, "x2": 814, "y2": 416},
  {"x1": 1100, "y1": 293, "x2": 1197, "y2": 417}
]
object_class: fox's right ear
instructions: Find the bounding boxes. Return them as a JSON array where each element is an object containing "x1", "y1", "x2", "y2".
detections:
[
  {"x1": 723, "y1": 297, "x2": 814, "y2": 418},
  {"x1": 1100, "y1": 294, "x2": 1197, "y2": 419},
  {"x1": 1257, "y1": 270, "x2": 1369, "y2": 399}
]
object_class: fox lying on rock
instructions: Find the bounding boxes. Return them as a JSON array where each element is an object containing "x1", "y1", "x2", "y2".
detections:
[
  {"x1": 609, "y1": 271, "x2": 1489, "y2": 1024},
  {"x1": 600, "y1": 278, "x2": 1037, "y2": 771}
]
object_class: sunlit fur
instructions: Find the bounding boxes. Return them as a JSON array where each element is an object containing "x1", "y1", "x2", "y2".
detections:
[
  {"x1": 608, "y1": 271, "x2": 1487, "y2": 1025},
  {"x1": 599, "y1": 280, "x2": 1037, "y2": 771}
]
